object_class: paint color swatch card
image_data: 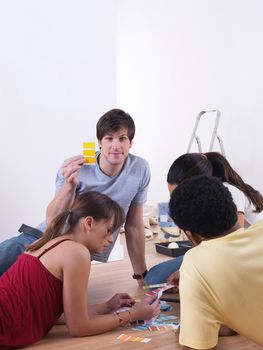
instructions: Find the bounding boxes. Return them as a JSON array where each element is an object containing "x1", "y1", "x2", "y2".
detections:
[
  {"x1": 145, "y1": 284, "x2": 174, "y2": 298},
  {"x1": 117, "y1": 333, "x2": 151, "y2": 343},
  {"x1": 157, "y1": 314, "x2": 178, "y2": 322},
  {"x1": 147, "y1": 323, "x2": 179, "y2": 331},
  {"x1": 159, "y1": 300, "x2": 173, "y2": 311},
  {"x1": 143, "y1": 283, "x2": 168, "y2": 289},
  {"x1": 83, "y1": 141, "x2": 96, "y2": 164},
  {"x1": 133, "y1": 323, "x2": 179, "y2": 332}
]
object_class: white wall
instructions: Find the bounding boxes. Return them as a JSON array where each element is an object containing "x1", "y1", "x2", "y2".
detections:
[
  {"x1": 1, "y1": 0, "x2": 263, "y2": 240},
  {"x1": 0, "y1": 0, "x2": 117, "y2": 238},
  {"x1": 117, "y1": 0, "x2": 263, "y2": 205}
]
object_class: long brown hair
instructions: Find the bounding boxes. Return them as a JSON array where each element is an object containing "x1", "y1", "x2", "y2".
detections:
[
  {"x1": 205, "y1": 152, "x2": 263, "y2": 213},
  {"x1": 27, "y1": 191, "x2": 125, "y2": 252},
  {"x1": 167, "y1": 152, "x2": 263, "y2": 213}
]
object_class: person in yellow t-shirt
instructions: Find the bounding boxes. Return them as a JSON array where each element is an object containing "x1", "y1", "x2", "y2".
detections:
[{"x1": 169, "y1": 175, "x2": 263, "y2": 350}]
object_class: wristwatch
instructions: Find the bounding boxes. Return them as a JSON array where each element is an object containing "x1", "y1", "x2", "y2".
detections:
[{"x1": 132, "y1": 269, "x2": 148, "y2": 280}]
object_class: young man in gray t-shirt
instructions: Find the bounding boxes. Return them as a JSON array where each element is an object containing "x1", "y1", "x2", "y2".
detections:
[{"x1": 0, "y1": 109, "x2": 150, "y2": 285}]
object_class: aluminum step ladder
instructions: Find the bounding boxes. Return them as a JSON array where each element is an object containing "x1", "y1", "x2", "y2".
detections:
[{"x1": 186, "y1": 109, "x2": 226, "y2": 156}]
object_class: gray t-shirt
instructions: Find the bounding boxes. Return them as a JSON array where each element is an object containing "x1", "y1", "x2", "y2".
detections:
[{"x1": 38, "y1": 152, "x2": 150, "y2": 262}]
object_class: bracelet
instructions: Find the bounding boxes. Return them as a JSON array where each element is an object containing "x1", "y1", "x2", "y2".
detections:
[
  {"x1": 132, "y1": 269, "x2": 148, "y2": 280},
  {"x1": 115, "y1": 310, "x2": 133, "y2": 327},
  {"x1": 128, "y1": 310, "x2": 133, "y2": 324},
  {"x1": 115, "y1": 311, "x2": 125, "y2": 327}
]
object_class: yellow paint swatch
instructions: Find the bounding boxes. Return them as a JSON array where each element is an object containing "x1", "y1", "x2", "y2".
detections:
[
  {"x1": 85, "y1": 157, "x2": 96, "y2": 164},
  {"x1": 83, "y1": 149, "x2": 96, "y2": 156},
  {"x1": 83, "y1": 141, "x2": 96, "y2": 164},
  {"x1": 83, "y1": 142, "x2": 95, "y2": 148},
  {"x1": 117, "y1": 333, "x2": 151, "y2": 343}
]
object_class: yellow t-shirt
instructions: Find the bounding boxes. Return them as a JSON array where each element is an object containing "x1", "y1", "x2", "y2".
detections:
[{"x1": 179, "y1": 220, "x2": 263, "y2": 349}]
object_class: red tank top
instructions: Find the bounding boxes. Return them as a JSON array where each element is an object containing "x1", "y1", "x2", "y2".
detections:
[{"x1": 0, "y1": 239, "x2": 71, "y2": 349}]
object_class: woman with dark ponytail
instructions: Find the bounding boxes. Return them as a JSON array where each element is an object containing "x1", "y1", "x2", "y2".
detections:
[
  {"x1": 167, "y1": 152, "x2": 263, "y2": 226},
  {"x1": 145, "y1": 152, "x2": 263, "y2": 285},
  {"x1": 0, "y1": 191, "x2": 160, "y2": 349}
]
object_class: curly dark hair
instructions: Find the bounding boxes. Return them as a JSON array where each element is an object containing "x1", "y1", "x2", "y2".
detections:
[{"x1": 169, "y1": 175, "x2": 237, "y2": 237}]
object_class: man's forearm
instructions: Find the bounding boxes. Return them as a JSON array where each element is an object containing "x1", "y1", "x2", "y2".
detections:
[
  {"x1": 125, "y1": 225, "x2": 147, "y2": 274},
  {"x1": 46, "y1": 183, "x2": 76, "y2": 224}
]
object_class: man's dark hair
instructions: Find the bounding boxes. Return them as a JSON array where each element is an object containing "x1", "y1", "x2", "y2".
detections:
[
  {"x1": 96, "y1": 108, "x2": 135, "y2": 141},
  {"x1": 169, "y1": 175, "x2": 237, "y2": 237}
]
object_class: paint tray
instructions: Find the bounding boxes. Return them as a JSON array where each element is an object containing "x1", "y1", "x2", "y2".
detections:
[{"x1": 155, "y1": 241, "x2": 192, "y2": 257}]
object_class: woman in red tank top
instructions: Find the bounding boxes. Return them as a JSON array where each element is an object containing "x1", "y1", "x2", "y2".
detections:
[{"x1": 0, "y1": 191, "x2": 160, "y2": 349}]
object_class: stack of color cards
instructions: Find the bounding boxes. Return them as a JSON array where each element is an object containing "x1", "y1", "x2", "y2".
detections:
[{"x1": 83, "y1": 141, "x2": 96, "y2": 164}]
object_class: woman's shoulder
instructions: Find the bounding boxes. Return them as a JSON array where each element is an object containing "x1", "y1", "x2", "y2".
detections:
[
  {"x1": 59, "y1": 240, "x2": 91, "y2": 274},
  {"x1": 61, "y1": 240, "x2": 91, "y2": 260},
  {"x1": 29, "y1": 238, "x2": 90, "y2": 258}
]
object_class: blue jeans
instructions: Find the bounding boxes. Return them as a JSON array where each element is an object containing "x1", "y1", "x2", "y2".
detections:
[
  {"x1": 145, "y1": 255, "x2": 184, "y2": 285},
  {"x1": 0, "y1": 224, "x2": 43, "y2": 275}
]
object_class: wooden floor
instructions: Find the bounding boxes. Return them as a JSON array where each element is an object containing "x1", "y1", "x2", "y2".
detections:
[{"x1": 26, "y1": 235, "x2": 263, "y2": 350}]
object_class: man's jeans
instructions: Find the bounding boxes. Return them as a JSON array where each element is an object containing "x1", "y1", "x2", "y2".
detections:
[
  {"x1": 0, "y1": 224, "x2": 43, "y2": 275},
  {"x1": 144, "y1": 254, "x2": 184, "y2": 285}
]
